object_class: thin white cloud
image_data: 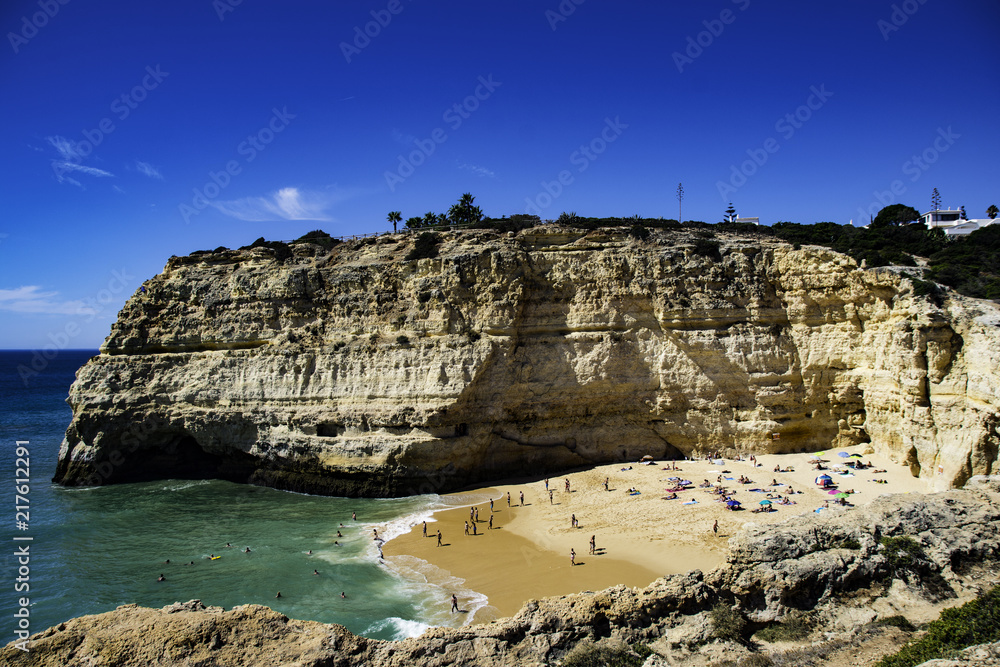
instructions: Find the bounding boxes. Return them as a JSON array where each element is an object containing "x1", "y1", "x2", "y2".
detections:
[
  {"x1": 47, "y1": 135, "x2": 83, "y2": 162},
  {"x1": 134, "y1": 161, "x2": 163, "y2": 180},
  {"x1": 209, "y1": 187, "x2": 335, "y2": 222},
  {"x1": 458, "y1": 163, "x2": 496, "y2": 178},
  {"x1": 46, "y1": 135, "x2": 114, "y2": 186},
  {"x1": 0, "y1": 286, "x2": 97, "y2": 315},
  {"x1": 391, "y1": 128, "x2": 417, "y2": 146}
]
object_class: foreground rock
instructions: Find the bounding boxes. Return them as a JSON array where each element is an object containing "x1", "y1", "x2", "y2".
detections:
[
  {"x1": 9, "y1": 477, "x2": 1000, "y2": 666},
  {"x1": 53, "y1": 227, "x2": 1000, "y2": 496}
]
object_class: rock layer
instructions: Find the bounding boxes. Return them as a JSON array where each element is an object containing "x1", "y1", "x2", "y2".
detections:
[
  {"x1": 54, "y1": 227, "x2": 1000, "y2": 495},
  {"x1": 9, "y1": 476, "x2": 1000, "y2": 666}
]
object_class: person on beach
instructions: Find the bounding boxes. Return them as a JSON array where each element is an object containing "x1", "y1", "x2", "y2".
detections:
[
  {"x1": 571, "y1": 514, "x2": 577, "y2": 528},
  {"x1": 488, "y1": 514, "x2": 493, "y2": 530},
  {"x1": 570, "y1": 548, "x2": 576, "y2": 566},
  {"x1": 589, "y1": 535, "x2": 596, "y2": 554},
  {"x1": 545, "y1": 478, "x2": 549, "y2": 491},
  {"x1": 464, "y1": 521, "x2": 470, "y2": 535},
  {"x1": 519, "y1": 491, "x2": 524, "y2": 506},
  {"x1": 490, "y1": 498, "x2": 494, "y2": 512},
  {"x1": 565, "y1": 479, "x2": 571, "y2": 493},
  {"x1": 507, "y1": 492, "x2": 511, "y2": 507},
  {"x1": 472, "y1": 522, "x2": 477, "y2": 535},
  {"x1": 373, "y1": 529, "x2": 378, "y2": 540},
  {"x1": 713, "y1": 520, "x2": 719, "y2": 536},
  {"x1": 437, "y1": 530, "x2": 442, "y2": 546},
  {"x1": 422, "y1": 521, "x2": 427, "y2": 537},
  {"x1": 549, "y1": 489, "x2": 554, "y2": 504},
  {"x1": 451, "y1": 594, "x2": 459, "y2": 612},
  {"x1": 603, "y1": 477, "x2": 609, "y2": 492}
]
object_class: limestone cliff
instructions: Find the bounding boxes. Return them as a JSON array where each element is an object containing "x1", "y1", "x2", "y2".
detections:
[
  {"x1": 9, "y1": 477, "x2": 1000, "y2": 666},
  {"x1": 54, "y1": 226, "x2": 1000, "y2": 495}
]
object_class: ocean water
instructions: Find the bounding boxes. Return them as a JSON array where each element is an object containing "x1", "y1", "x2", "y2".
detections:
[{"x1": 0, "y1": 350, "x2": 478, "y2": 642}]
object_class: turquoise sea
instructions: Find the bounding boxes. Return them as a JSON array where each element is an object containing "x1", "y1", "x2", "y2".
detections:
[{"x1": 0, "y1": 350, "x2": 481, "y2": 643}]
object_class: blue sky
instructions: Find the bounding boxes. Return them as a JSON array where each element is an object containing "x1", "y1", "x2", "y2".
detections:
[{"x1": 1, "y1": 0, "x2": 998, "y2": 349}]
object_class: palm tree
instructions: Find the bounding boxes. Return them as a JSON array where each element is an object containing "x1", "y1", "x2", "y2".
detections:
[
  {"x1": 448, "y1": 193, "x2": 484, "y2": 226},
  {"x1": 423, "y1": 211, "x2": 438, "y2": 227},
  {"x1": 987, "y1": 205, "x2": 998, "y2": 220},
  {"x1": 387, "y1": 211, "x2": 401, "y2": 233}
]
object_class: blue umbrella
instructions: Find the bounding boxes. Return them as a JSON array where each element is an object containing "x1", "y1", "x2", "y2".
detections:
[
  {"x1": 727, "y1": 499, "x2": 741, "y2": 506},
  {"x1": 759, "y1": 499, "x2": 772, "y2": 505},
  {"x1": 838, "y1": 452, "x2": 850, "y2": 458}
]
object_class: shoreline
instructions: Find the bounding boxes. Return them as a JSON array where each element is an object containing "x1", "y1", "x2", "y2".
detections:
[{"x1": 380, "y1": 445, "x2": 930, "y2": 624}]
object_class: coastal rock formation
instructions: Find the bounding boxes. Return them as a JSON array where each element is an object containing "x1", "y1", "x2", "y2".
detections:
[
  {"x1": 9, "y1": 477, "x2": 1000, "y2": 666},
  {"x1": 54, "y1": 226, "x2": 1000, "y2": 495}
]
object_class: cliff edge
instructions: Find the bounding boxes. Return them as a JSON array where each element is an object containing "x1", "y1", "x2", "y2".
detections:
[{"x1": 54, "y1": 226, "x2": 1000, "y2": 496}]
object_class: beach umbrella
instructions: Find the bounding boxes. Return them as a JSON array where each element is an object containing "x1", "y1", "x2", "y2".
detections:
[
  {"x1": 849, "y1": 454, "x2": 863, "y2": 458},
  {"x1": 679, "y1": 480, "x2": 692, "y2": 486},
  {"x1": 837, "y1": 452, "x2": 850, "y2": 458},
  {"x1": 641, "y1": 455, "x2": 655, "y2": 461},
  {"x1": 828, "y1": 489, "x2": 840, "y2": 495},
  {"x1": 667, "y1": 477, "x2": 680, "y2": 481},
  {"x1": 759, "y1": 499, "x2": 772, "y2": 505},
  {"x1": 727, "y1": 500, "x2": 741, "y2": 507},
  {"x1": 808, "y1": 454, "x2": 822, "y2": 460},
  {"x1": 835, "y1": 492, "x2": 850, "y2": 498}
]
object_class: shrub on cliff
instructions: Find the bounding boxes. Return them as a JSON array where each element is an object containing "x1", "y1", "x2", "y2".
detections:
[
  {"x1": 406, "y1": 232, "x2": 440, "y2": 261},
  {"x1": 243, "y1": 237, "x2": 292, "y2": 261},
  {"x1": 875, "y1": 585, "x2": 1000, "y2": 667},
  {"x1": 292, "y1": 230, "x2": 340, "y2": 250},
  {"x1": 710, "y1": 603, "x2": 747, "y2": 643},
  {"x1": 691, "y1": 238, "x2": 722, "y2": 261},
  {"x1": 560, "y1": 639, "x2": 648, "y2": 667}
]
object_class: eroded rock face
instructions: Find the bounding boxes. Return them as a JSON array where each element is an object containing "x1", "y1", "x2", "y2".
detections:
[
  {"x1": 9, "y1": 477, "x2": 1000, "y2": 666},
  {"x1": 54, "y1": 227, "x2": 1000, "y2": 495}
]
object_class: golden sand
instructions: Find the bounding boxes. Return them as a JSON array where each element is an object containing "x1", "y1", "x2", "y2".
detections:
[{"x1": 381, "y1": 445, "x2": 929, "y2": 623}]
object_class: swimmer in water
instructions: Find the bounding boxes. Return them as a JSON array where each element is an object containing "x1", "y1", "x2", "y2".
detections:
[
  {"x1": 275, "y1": 592, "x2": 281, "y2": 598},
  {"x1": 157, "y1": 574, "x2": 165, "y2": 582}
]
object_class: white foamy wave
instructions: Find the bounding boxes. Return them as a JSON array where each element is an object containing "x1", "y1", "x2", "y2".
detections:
[
  {"x1": 381, "y1": 554, "x2": 491, "y2": 629},
  {"x1": 161, "y1": 480, "x2": 211, "y2": 492},
  {"x1": 365, "y1": 616, "x2": 431, "y2": 640}
]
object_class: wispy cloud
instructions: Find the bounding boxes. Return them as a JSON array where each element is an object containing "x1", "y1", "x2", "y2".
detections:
[
  {"x1": 209, "y1": 187, "x2": 336, "y2": 222},
  {"x1": 0, "y1": 286, "x2": 97, "y2": 315},
  {"x1": 46, "y1": 135, "x2": 114, "y2": 187},
  {"x1": 391, "y1": 128, "x2": 417, "y2": 146},
  {"x1": 134, "y1": 161, "x2": 163, "y2": 180},
  {"x1": 458, "y1": 163, "x2": 496, "y2": 178}
]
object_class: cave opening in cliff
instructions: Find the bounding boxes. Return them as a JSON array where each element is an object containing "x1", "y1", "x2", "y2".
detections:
[{"x1": 112, "y1": 435, "x2": 258, "y2": 484}]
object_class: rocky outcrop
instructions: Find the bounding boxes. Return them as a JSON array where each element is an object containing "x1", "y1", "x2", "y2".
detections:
[
  {"x1": 54, "y1": 226, "x2": 1000, "y2": 496},
  {"x1": 9, "y1": 477, "x2": 1000, "y2": 666}
]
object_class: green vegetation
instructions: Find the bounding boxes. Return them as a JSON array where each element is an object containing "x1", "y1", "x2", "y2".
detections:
[
  {"x1": 711, "y1": 603, "x2": 747, "y2": 643},
  {"x1": 875, "y1": 586, "x2": 1000, "y2": 667},
  {"x1": 243, "y1": 237, "x2": 291, "y2": 261},
  {"x1": 692, "y1": 237, "x2": 722, "y2": 260},
  {"x1": 877, "y1": 615, "x2": 916, "y2": 632},
  {"x1": 754, "y1": 613, "x2": 813, "y2": 642},
  {"x1": 872, "y1": 203, "x2": 921, "y2": 227},
  {"x1": 560, "y1": 639, "x2": 650, "y2": 667},
  {"x1": 880, "y1": 536, "x2": 927, "y2": 578},
  {"x1": 831, "y1": 538, "x2": 861, "y2": 550},
  {"x1": 291, "y1": 229, "x2": 340, "y2": 250},
  {"x1": 405, "y1": 232, "x2": 440, "y2": 261}
]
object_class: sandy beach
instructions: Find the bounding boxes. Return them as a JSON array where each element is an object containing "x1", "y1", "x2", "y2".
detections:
[{"x1": 381, "y1": 445, "x2": 929, "y2": 623}]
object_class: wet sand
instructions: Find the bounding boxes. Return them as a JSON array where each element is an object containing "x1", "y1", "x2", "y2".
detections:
[{"x1": 381, "y1": 445, "x2": 928, "y2": 623}]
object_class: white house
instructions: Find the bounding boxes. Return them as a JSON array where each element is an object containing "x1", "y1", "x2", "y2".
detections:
[
  {"x1": 735, "y1": 216, "x2": 759, "y2": 225},
  {"x1": 921, "y1": 209, "x2": 963, "y2": 228}
]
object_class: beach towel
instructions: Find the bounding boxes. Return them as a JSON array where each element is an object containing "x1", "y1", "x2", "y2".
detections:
[
  {"x1": 682, "y1": 500, "x2": 698, "y2": 505},
  {"x1": 712, "y1": 459, "x2": 725, "y2": 465},
  {"x1": 749, "y1": 488, "x2": 766, "y2": 493},
  {"x1": 724, "y1": 477, "x2": 734, "y2": 480},
  {"x1": 628, "y1": 491, "x2": 641, "y2": 496}
]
